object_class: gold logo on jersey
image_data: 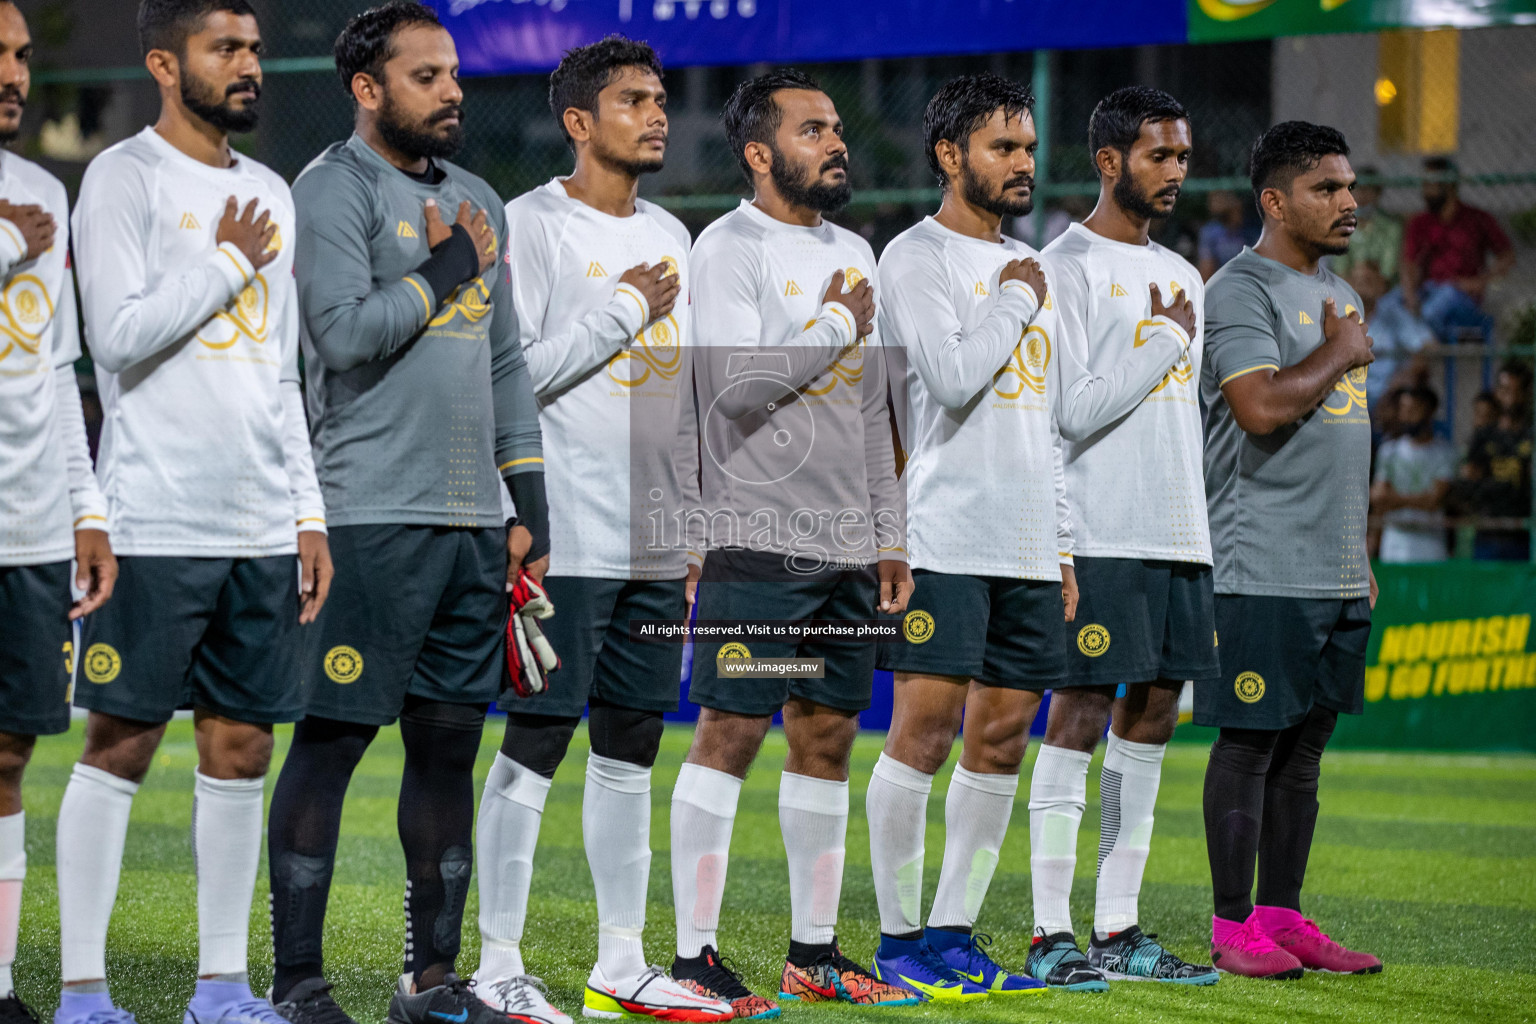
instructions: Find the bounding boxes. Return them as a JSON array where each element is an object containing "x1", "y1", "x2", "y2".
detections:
[
  {"x1": 63, "y1": 639, "x2": 75, "y2": 675},
  {"x1": 1235, "y1": 671, "x2": 1265, "y2": 703},
  {"x1": 658, "y1": 255, "x2": 680, "y2": 279},
  {"x1": 608, "y1": 312, "x2": 683, "y2": 388},
  {"x1": 0, "y1": 274, "x2": 53, "y2": 364},
  {"x1": 428, "y1": 278, "x2": 492, "y2": 329},
  {"x1": 718, "y1": 642, "x2": 752, "y2": 661},
  {"x1": 903, "y1": 609, "x2": 936, "y2": 644},
  {"x1": 179, "y1": 212, "x2": 202, "y2": 230},
  {"x1": 587, "y1": 261, "x2": 608, "y2": 278},
  {"x1": 804, "y1": 336, "x2": 865, "y2": 396},
  {"x1": 1110, "y1": 283, "x2": 1129, "y2": 297},
  {"x1": 1077, "y1": 624, "x2": 1111, "y2": 657},
  {"x1": 397, "y1": 220, "x2": 418, "y2": 239},
  {"x1": 324, "y1": 645, "x2": 364, "y2": 684},
  {"x1": 843, "y1": 267, "x2": 866, "y2": 289},
  {"x1": 1344, "y1": 303, "x2": 1359, "y2": 318},
  {"x1": 1042, "y1": 290, "x2": 1052, "y2": 310},
  {"x1": 199, "y1": 273, "x2": 271, "y2": 348},
  {"x1": 1321, "y1": 365, "x2": 1368, "y2": 416},
  {"x1": 993, "y1": 325, "x2": 1051, "y2": 398},
  {"x1": 265, "y1": 225, "x2": 283, "y2": 254},
  {"x1": 1299, "y1": 310, "x2": 1315, "y2": 325},
  {"x1": 1132, "y1": 318, "x2": 1193, "y2": 394},
  {"x1": 84, "y1": 643, "x2": 121, "y2": 684},
  {"x1": 784, "y1": 280, "x2": 803, "y2": 296},
  {"x1": 974, "y1": 281, "x2": 989, "y2": 297}
]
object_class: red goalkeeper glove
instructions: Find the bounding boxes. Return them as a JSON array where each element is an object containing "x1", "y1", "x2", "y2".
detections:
[{"x1": 505, "y1": 569, "x2": 559, "y2": 698}]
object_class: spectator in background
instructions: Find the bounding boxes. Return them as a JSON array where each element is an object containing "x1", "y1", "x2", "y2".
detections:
[
  {"x1": 1372, "y1": 387, "x2": 1457, "y2": 562},
  {"x1": 1330, "y1": 169, "x2": 1403, "y2": 285},
  {"x1": 1196, "y1": 189, "x2": 1253, "y2": 280},
  {"x1": 1348, "y1": 259, "x2": 1435, "y2": 414},
  {"x1": 1402, "y1": 157, "x2": 1515, "y2": 343},
  {"x1": 1471, "y1": 390, "x2": 1498, "y2": 433},
  {"x1": 1462, "y1": 361, "x2": 1533, "y2": 560}
]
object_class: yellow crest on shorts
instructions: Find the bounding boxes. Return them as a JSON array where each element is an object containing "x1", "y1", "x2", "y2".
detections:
[
  {"x1": 718, "y1": 642, "x2": 752, "y2": 661},
  {"x1": 325, "y1": 645, "x2": 364, "y2": 684},
  {"x1": 1077, "y1": 624, "x2": 1111, "y2": 658},
  {"x1": 1235, "y1": 671, "x2": 1266, "y2": 704},
  {"x1": 903, "y1": 609, "x2": 936, "y2": 645},
  {"x1": 84, "y1": 643, "x2": 121, "y2": 684}
]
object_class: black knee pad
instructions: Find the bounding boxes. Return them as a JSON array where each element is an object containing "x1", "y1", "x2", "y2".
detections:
[
  {"x1": 500, "y1": 713, "x2": 581, "y2": 779},
  {"x1": 588, "y1": 700, "x2": 664, "y2": 768},
  {"x1": 1210, "y1": 727, "x2": 1279, "y2": 776}
]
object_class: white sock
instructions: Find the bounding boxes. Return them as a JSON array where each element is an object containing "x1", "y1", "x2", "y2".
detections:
[
  {"x1": 192, "y1": 771, "x2": 265, "y2": 977},
  {"x1": 476, "y1": 753, "x2": 551, "y2": 980},
  {"x1": 779, "y1": 772, "x2": 848, "y2": 946},
  {"x1": 57, "y1": 762, "x2": 138, "y2": 984},
  {"x1": 864, "y1": 754, "x2": 933, "y2": 936},
  {"x1": 0, "y1": 812, "x2": 24, "y2": 997},
  {"x1": 584, "y1": 753, "x2": 652, "y2": 979},
  {"x1": 1093, "y1": 733, "x2": 1166, "y2": 939},
  {"x1": 1028, "y1": 745, "x2": 1091, "y2": 937},
  {"x1": 928, "y1": 766, "x2": 1018, "y2": 931},
  {"x1": 670, "y1": 764, "x2": 741, "y2": 958}
]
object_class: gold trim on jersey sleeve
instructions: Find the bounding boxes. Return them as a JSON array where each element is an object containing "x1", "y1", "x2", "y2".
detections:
[
  {"x1": 1219, "y1": 363, "x2": 1280, "y2": 386},
  {"x1": 0, "y1": 220, "x2": 23, "y2": 255},
  {"x1": 499, "y1": 457, "x2": 545, "y2": 471},
  {"x1": 404, "y1": 276, "x2": 432, "y2": 320},
  {"x1": 73, "y1": 515, "x2": 107, "y2": 527},
  {"x1": 218, "y1": 246, "x2": 251, "y2": 286}
]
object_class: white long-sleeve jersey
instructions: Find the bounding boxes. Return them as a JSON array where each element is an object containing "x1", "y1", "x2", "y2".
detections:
[
  {"x1": 1043, "y1": 222, "x2": 1210, "y2": 564},
  {"x1": 73, "y1": 127, "x2": 324, "y2": 557},
  {"x1": 877, "y1": 217, "x2": 1069, "y2": 580},
  {"x1": 691, "y1": 200, "x2": 902, "y2": 565},
  {"x1": 0, "y1": 151, "x2": 107, "y2": 565},
  {"x1": 504, "y1": 178, "x2": 700, "y2": 578}
]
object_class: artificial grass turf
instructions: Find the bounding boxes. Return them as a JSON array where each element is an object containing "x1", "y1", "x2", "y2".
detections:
[{"x1": 12, "y1": 722, "x2": 1536, "y2": 1024}]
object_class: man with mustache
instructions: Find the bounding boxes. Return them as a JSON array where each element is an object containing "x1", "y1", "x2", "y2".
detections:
[
  {"x1": 1200, "y1": 121, "x2": 1381, "y2": 979},
  {"x1": 0, "y1": 5, "x2": 116, "y2": 1021},
  {"x1": 62, "y1": 3, "x2": 330, "y2": 1024},
  {"x1": 1027, "y1": 85, "x2": 1218, "y2": 989},
  {"x1": 668, "y1": 68, "x2": 915, "y2": 1018},
  {"x1": 472, "y1": 35, "x2": 727, "y2": 1024},
  {"x1": 264, "y1": 5, "x2": 542, "y2": 1024},
  {"x1": 863, "y1": 73, "x2": 1061, "y2": 1002}
]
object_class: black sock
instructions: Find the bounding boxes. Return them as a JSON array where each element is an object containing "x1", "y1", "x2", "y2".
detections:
[
  {"x1": 268, "y1": 716, "x2": 378, "y2": 1003},
  {"x1": 398, "y1": 698, "x2": 485, "y2": 988},
  {"x1": 786, "y1": 938, "x2": 836, "y2": 968},
  {"x1": 1256, "y1": 706, "x2": 1337, "y2": 912},
  {"x1": 1202, "y1": 727, "x2": 1277, "y2": 924}
]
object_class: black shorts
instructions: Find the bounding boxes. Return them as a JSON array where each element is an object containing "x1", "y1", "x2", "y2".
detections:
[
  {"x1": 0, "y1": 561, "x2": 75, "y2": 736},
  {"x1": 77, "y1": 555, "x2": 303, "y2": 725},
  {"x1": 1062, "y1": 557, "x2": 1218, "y2": 688},
  {"x1": 304, "y1": 524, "x2": 506, "y2": 726},
  {"x1": 688, "y1": 549, "x2": 878, "y2": 716},
  {"x1": 1195, "y1": 594, "x2": 1372, "y2": 730},
  {"x1": 876, "y1": 570, "x2": 1066, "y2": 688},
  {"x1": 499, "y1": 576, "x2": 686, "y2": 718}
]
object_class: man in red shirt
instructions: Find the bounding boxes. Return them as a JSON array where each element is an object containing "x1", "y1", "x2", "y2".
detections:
[{"x1": 1402, "y1": 156, "x2": 1515, "y2": 342}]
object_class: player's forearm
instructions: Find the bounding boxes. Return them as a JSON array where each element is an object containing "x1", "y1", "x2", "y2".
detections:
[
  {"x1": 524, "y1": 284, "x2": 649, "y2": 396},
  {"x1": 490, "y1": 325, "x2": 544, "y2": 479},
  {"x1": 708, "y1": 304, "x2": 857, "y2": 420},
  {"x1": 280, "y1": 382, "x2": 326, "y2": 533},
  {"x1": 0, "y1": 217, "x2": 23, "y2": 280},
  {"x1": 914, "y1": 282, "x2": 1038, "y2": 409},
  {"x1": 1231, "y1": 343, "x2": 1356, "y2": 435},
  {"x1": 85, "y1": 243, "x2": 252, "y2": 374},
  {"x1": 303, "y1": 276, "x2": 433, "y2": 373},
  {"x1": 504, "y1": 468, "x2": 549, "y2": 563},
  {"x1": 52, "y1": 365, "x2": 108, "y2": 529},
  {"x1": 1057, "y1": 318, "x2": 1188, "y2": 441}
]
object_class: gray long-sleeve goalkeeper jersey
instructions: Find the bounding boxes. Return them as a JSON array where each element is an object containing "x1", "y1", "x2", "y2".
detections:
[{"x1": 293, "y1": 133, "x2": 542, "y2": 528}]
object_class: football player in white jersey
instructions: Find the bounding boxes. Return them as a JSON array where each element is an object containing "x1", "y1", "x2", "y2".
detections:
[
  {"x1": 1026, "y1": 86, "x2": 1218, "y2": 988},
  {"x1": 57, "y1": 5, "x2": 330, "y2": 1024},
  {"x1": 865, "y1": 72, "x2": 1066, "y2": 1003},
  {"x1": 0, "y1": 6, "x2": 116, "y2": 1021},
  {"x1": 667, "y1": 69, "x2": 917, "y2": 1018},
  {"x1": 473, "y1": 36, "x2": 727, "y2": 1024}
]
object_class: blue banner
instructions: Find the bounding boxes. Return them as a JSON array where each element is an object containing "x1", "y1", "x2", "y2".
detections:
[{"x1": 426, "y1": 0, "x2": 1187, "y2": 75}]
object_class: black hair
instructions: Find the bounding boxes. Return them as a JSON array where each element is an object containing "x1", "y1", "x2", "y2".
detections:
[
  {"x1": 548, "y1": 34, "x2": 663, "y2": 151},
  {"x1": 1401, "y1": 386, "x2": 1440, "y2": 416},
  {"x1": 1248, "y1": 120, "x2": 1350, "y2": 212},
  {"x1": 1424, "y1": 155, "x2": 1458, "y2": 179},
  {"x1": 922, "y1": 73, "x2": 1034, "y2": 188},
  {"x1": 1087, "y1": 85, "x2": 1188, "y2": 173},
  {"x1": 137, "y1": 0, "x2": 254, "y2": 57},
  {"x1": 1498, "y1": 358, "x2": 1533, "y2": 389},
  {"x1": 722, "y1": 67, "x2": 824, "y2": 181},
  {"x1": 334, "y1": 1, "x2": 442, "y2": 96}
]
